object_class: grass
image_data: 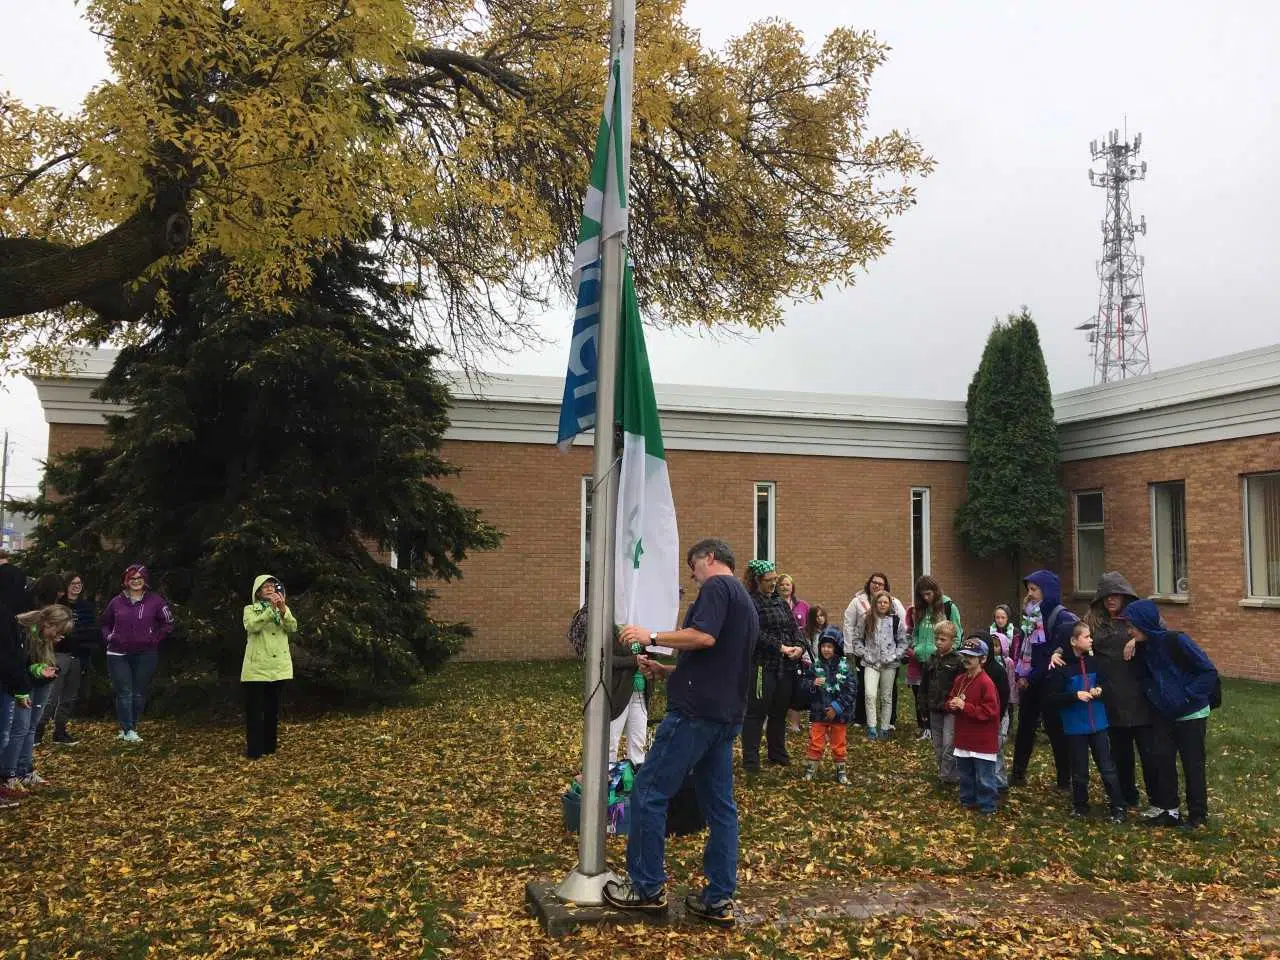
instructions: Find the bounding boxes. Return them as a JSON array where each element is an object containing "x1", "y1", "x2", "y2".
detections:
[{"x1": 1, "y1": 661, "x2": 1276, "y2": 959}]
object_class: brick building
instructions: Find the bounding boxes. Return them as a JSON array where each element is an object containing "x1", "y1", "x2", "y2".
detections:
[{"x1": 28, "y1": 345, "x2": 1280, "y2": 681}]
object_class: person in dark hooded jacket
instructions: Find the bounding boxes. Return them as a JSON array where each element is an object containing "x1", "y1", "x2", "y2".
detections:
[
  {"x1": 802, "y1": 627, "x2": 857, "y2": 785},
  {"x1": 1087, "y1": 572, "x2": 1159, "y2": 816},
  {"x1": 1124, "y1": 599, "x2": 1218, "y2": 829},
  {"x1": 1009, "y1": 570, "x2": 1074, "y2": 790}
]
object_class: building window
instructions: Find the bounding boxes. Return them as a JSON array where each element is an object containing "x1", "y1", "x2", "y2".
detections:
[
  {"x1": 580, "y1": 475, "x2": 593, "y2": 606},
  {"x1": 1245, "y1": 472, "x2": 1280, "y2": 598},
  {"x1": 754, "y1": 482, "x2": 775, "y2": 562},
  {"x1": 910, "y1": 488, "x2": 931, "y2": 588},
  {"x1": 1151, "y1": 481, "x2": 1188, "y2": 595},
  {"x1": 1074, "y1": 490, "x2": 1105, "y2": 594}
]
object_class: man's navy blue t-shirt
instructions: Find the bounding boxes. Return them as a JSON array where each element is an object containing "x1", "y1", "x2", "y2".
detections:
[{"x1": 666, "y1": 574, "x2": 759, "y2": 724}]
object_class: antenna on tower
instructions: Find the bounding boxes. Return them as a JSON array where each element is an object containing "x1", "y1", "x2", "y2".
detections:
[{"x1": 1084, "y1": 125, "x2": 1151, "y2": 384}]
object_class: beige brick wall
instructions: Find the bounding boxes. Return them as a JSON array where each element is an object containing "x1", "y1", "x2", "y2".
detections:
[
  {"x1": 47, "y1": 423, "x2": 1280, "y2": 682},
  {"x1": 1060, "y1": 435, "x2": 1280, "y2": 682},
  {"x1": 432, "y1": 442, "x2": 1010, "y2": 663},
  {"x1": 48, "y1": 423, "x2": 110, "y2": 459}
]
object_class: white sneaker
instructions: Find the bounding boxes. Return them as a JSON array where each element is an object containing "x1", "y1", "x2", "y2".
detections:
[
  {"x1": 21, "y1": 772, "x2": 48, "y2": 788},
  {"x1": 3, "y1": 777, "x2": 27, "y2": 794},
  {"x1": 122, "y1": 730, "x2": 143, "y2": 743},
  {"x1": 887, "y1": 724, "x2": 897, "y2": 732},
  {"x1": 116, "y1": 730, "x2": 128, "y2": 741},
  {"x1": 918, "y1": 729, "x2": 932, "y2": 741},
  {"x1": 1141, "y1": 805, "x2": 1163, "y2": 819}
]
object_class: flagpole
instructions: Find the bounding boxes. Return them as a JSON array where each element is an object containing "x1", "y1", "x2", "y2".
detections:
[{"x1": 555, "y1": 0, "x2": 636, "y2": 906}]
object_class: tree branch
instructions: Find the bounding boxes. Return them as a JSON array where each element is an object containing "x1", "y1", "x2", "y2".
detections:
[{"x1": 0, "y1": 187, "x2": 190, "y2": 323}]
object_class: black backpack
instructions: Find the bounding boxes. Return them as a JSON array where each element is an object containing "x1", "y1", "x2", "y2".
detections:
[{"x1": 1169, "y1": 635, "x2": 1223, "y2": 711}]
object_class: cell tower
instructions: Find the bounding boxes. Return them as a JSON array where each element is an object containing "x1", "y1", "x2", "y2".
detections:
[{"x1": 1076, "y1": 127, "x2": 1150, "y2": 383}]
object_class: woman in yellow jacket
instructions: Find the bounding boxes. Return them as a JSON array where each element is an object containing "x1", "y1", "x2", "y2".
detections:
[{"x1": 242, "y1": 575, "x2": 297, "y2": 758}]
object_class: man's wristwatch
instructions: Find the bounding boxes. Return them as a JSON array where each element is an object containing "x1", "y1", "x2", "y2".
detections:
[{"x1": 649, "y1": 631, "x2": 658, "y2": 644}]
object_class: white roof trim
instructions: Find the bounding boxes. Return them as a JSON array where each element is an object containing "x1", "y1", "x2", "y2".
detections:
[{"x1": 26, "y1": 345, "x2": 1280, "y2": 460}]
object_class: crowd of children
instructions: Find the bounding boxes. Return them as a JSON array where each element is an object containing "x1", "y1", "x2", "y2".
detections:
[
  {"x1": 573, "y1": 562, "x2": 1222, "y2": 830},
  {"x1": 794, "y1": 567, "x2": 1223, "y2": 829}
]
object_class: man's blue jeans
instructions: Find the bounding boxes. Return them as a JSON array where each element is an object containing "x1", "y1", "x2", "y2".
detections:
[
  {"x1": 955, "y1": 754, "x2": 999, "y2": 814},
  {"x1": 626, "y1": 711, "x2": 741, "y2": 902},
  {"x1": 106, "y1": 651, "x2": 159, "y2": 731}
]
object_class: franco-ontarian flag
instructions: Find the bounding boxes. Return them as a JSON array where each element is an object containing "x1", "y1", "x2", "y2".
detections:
[
  {"x1": 556, "y1": 58, "x2": 627, "y2": 451},
  {"x1": 614, "y1": 260, "x2": 679, "y2": 636}
]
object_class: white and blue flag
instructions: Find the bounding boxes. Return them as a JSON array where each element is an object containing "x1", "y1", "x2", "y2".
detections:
[{"x1": 556, "y1": 58, "x2": 627, "y2": 451}]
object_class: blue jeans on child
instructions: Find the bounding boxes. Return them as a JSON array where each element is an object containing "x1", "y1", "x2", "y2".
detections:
[
  {"x1": 107, "y1": 651, "x2": 159, "y2": 732},
  {"x1": 1, "y1": 684, "x2": 52, "y2": 779},
  {"x1": 626, "y1": 711, "x2": 741, "y2": 903},
  {"x1": 955, "y1": 754, "x2": 999, "y2": 814},
  {"x1": 0, "y1": 695, "x2": 14, "y2": 760}
]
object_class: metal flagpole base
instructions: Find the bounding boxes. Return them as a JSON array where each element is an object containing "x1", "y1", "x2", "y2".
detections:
[{"x1": 554, "y1": 865, "x2": 620, "y2": 905}]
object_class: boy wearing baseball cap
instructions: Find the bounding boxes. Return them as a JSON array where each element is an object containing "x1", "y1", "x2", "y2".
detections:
[{"x1": 946, "y1": 637, "x2": 1002, "y2": 815}]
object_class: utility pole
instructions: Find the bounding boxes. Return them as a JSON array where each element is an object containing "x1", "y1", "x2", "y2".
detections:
[{"x1": 0, "y1": 429, "x2": 9, "y2": 549}]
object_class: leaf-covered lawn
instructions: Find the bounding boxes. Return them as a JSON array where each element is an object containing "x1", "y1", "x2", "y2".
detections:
[{"x1": 3, "y1": 663, "x2": 1278, "y2": 958}]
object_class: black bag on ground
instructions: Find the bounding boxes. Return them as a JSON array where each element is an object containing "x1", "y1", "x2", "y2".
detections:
[{"x1": 666, "y1": 777, "x2": 706, "y2": 836}]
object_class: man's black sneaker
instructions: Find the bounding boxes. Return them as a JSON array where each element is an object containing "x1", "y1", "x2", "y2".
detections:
[
  {"x1": 1182, "y1": 816, "x2": 1207, "y2": 831},
  {"x1": 1070, "y1": 807, "x2": 1089, "y2": 819},
  {"x1": 52, "y1": 729, "x2": 80, "y2": 746},
  {"x1": 684, "y1": 892, "x2": 735, "y2": 928},
  {"x1": 1142, "y1": 811, "x2": 1182, "y2": 828},
  {"x1": 1107, "y1": 809, "x2": 1127, "y2": 824},
  {"x1": 602, "y1": 879, "x2": 667, "y2": 914}
]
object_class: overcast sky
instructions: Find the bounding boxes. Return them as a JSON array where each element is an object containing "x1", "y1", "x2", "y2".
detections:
[{"x1": 3, "y1": 1, "x2": 1279, "y2": 499}]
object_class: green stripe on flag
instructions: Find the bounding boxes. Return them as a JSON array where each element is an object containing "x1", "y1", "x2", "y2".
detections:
[{"x1": 616, "y1": 258, "x2": 664, "y2": 460}]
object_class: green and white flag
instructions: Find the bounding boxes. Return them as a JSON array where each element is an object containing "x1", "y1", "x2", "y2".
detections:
[{"x1": 615, "y1": 259, "x2": 680, "y2": 639}]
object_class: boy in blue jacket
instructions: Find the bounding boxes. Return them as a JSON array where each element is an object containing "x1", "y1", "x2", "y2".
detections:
[
  {"x1": 803, "y1": 627, "x2": 856, "y2": 785},
  {"x1": 1123, "y1": 599, "x2": 1218, "y2": 829},
  {"x1": 1047, "y1": 622, "x2": 1126, "y2": 822}
]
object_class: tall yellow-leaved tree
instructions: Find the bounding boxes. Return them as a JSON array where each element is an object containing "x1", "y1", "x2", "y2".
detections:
[{"x1": 0, "y1": 0, "x2": 933, "y2": 372}]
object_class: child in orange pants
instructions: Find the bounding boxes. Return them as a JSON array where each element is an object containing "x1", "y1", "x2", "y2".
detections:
[{"x1": 803, "y1": 627, "x2": 857, "y2": 785}]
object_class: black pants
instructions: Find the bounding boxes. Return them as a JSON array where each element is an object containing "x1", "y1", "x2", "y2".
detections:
[
  {"x1": 741, "y1": 667, "x2": 792, "y2": 768},
  {"x1": 1067, "y1": 731, "x2": 1126, "y2": 812},
  {"x1": 244, "y1": 680, "x2": 285, "y2": 758},
  {"x1": 911, "y1": 677, "x2": 929, "y2": 731},
  {"x1": 1011, "y1": 679, "x2": 1070, "y2": 786},
  {"x1": 1107, "y1": 724, "x2": 1159, "y2": 808},
  {"x1": 1150, "y1": 714, "x2": 1208, "y2": 820}
]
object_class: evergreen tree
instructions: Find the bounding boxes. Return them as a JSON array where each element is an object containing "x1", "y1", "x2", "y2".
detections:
[
  {"x1": 955, "y1": 308, "x2": 1064, "y2": 589},
  {"x1": 21, "y1": 236, "x2": 500, "y2": 692}
]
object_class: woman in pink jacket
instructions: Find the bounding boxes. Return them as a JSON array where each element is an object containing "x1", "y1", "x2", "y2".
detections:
[{"x1": 101, "y1": 564, "x2": 174, "y2": 743}]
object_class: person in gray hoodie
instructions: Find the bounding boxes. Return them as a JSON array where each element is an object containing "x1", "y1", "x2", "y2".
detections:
[
  {"x1": 1087, "y1": 572, "x2": 1160, "y2": 816},
  {"x1": 850, "y1": 591, "x2": 908, "y2": 740}
]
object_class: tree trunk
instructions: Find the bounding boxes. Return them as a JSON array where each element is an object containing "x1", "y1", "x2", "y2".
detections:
[{"x1": 0, "y1": 189, "x2": 189, "y2": 324}]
